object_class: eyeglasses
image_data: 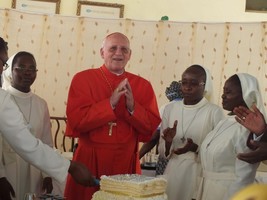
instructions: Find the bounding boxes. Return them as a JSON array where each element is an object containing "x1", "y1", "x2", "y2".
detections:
[
  {"x1": 0, "y1": 57, "x2": 9, "y2": 70},
  {"x1": 178, "y1": 80, "x2": 205, "y2": 87},
  {"x1": 13, "y1": 66, "x2": 38, "y2": 73}
]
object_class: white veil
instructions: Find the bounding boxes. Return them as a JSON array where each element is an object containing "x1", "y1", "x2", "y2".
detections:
[{"x1": 237, "y1": 73, "x2": 266, "y2": 121}]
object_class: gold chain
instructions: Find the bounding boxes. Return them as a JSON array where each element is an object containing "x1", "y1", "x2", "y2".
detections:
[
  {"x1": 99, "y1": 67, "x2": 113, "y2": 94},
  {"x1": 99, "y1": 67, "x2": 117, "y2": 136}
]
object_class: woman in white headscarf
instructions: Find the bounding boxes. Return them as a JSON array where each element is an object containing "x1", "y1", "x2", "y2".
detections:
[
  {"x1": 158, "y1": 64, "x2": 224, "y2": 200},
  {"x1": 196, "y1": 73, "x2": 264, "y2": 200}
]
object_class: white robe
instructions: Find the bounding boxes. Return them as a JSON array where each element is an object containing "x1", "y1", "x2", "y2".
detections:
[
  {"x1": 155, "y1": 99, "x2": 182, "y2": 175},
  {"x1": 1, "y1": 86, "x2": 53, "y2": 199},
  {"x1": 158, "y1": 98, "x2": 224, "y2": 200},
  {"x1": 0, "y1": 89, "x2": 69, "y2": 197},
  {"x1": 197, "y1": 116, "x2": 259, "y2": 200}
]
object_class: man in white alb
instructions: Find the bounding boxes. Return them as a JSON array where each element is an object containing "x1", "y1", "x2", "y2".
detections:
[{"x1": 0, "y1": 37, "x2": 96, "y2": 199}]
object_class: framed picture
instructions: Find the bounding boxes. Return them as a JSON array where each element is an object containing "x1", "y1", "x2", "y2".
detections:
[
  {"x1": 77, "y1": 1, "x2": 124, "y2": 18},
  {"x1": 246, "y1": 0, "x2": 267, "y2": 13},
  {"x1": 12, "y1": 0, "x2": 61, "y2": 14}
]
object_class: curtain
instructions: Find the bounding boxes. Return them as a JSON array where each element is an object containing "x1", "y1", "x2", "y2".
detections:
[{"x1": 1, "y1": 8, "x2": 267, "y2": 118}]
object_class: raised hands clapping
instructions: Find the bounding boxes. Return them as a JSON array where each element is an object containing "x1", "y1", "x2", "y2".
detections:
[
  {"x1": 162, "y1": 121, "x2": 198, "y2": 156},
  {"x1": 162, "y1": 120, "x2": 178, "y2": 143},
  {"x1": 234, "y1": 104, "x2": 267, "y2": 136},
  {"x1": 234, "y1": 104, "x2": 267, "y2": 163}
]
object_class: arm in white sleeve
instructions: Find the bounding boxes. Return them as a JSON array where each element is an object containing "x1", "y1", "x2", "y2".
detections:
[
  {"x1": 226, "y1": 132, "x2": 259, "y2": 199},
  {"x1": 158, "y1": 107, "x2": 172, "y2": 158},
  {"x1": 226, "y1": 156, "x2": 258, "y2": 199},
  {"x1": 0, "y1": 134, "x2": 5, "y2": 178},
  {"x1": 0, "y1": 90, "x2": 70, "y2": 183},
  {"x1": 40, "y1": 102, "x2": 54, "y2": 178}
]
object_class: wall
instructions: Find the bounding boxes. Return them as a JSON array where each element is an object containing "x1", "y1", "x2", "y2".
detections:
[{"x1": 1, "y1": 0, "x2": 267, "y2": 22}]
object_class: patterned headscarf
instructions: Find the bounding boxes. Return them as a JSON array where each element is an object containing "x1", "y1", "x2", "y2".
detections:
[{"x1": 165, "y1": 81, "x2": 183, "y2": 101}]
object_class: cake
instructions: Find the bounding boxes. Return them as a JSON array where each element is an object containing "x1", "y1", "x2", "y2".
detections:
[{"x1": 92, "y1": 174, "x2": 168, "y2": 200}]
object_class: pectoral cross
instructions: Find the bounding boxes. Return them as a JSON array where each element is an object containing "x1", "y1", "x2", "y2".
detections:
[
  {"x1": 180, "y1": 137, "x2": 186, "y2": 143},
  {"x1": 108, "y1": 122, "x2": 117, "y2": 136}
]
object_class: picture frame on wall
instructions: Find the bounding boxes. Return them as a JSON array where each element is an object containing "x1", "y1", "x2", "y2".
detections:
[
  {"x1": 245, "y1": 0, "x2": 267, "y2": 13},
  {"x1": 77, "y1": 1, "x2": 124, "y2": 18},
  {"x1": 12, "y1": 0, "x2": 61, "y2": 14}
]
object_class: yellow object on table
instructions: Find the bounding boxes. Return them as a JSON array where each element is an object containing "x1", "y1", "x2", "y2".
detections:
[{"x1": 231, "y1": 184, "x2": 267, "y2": 200}]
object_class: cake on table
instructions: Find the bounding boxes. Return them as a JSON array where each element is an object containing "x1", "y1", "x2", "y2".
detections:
[{"x1": 92, "y1": 174, "x2": 168, "y2": 200}]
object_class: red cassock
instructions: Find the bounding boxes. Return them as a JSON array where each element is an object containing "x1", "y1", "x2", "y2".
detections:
[{"x1": 64, "y1": 65, "x2": 161, "y2": 200}]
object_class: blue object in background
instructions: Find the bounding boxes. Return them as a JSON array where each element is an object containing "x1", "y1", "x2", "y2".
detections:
[{"x1": 94, "y1": 178, "x2": 100, "y2": 186}]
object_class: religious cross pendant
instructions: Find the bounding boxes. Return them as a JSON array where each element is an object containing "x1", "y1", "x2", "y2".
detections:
[
  {"x1": 108, "y1": 122, "x2": 117, "y2": 136},
  {"x1": 180, "y1": 137, "x2": 186, "y2": 143}
]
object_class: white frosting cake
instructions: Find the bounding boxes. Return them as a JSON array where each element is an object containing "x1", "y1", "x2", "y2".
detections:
[
  {"x1": 92, "y1": 190, "x2": 168, "y2": 200},
  {"x1": 92, "y1": 174, "x2": 167, "y2": 200}
]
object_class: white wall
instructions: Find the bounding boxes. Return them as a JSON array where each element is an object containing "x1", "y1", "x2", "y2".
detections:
[{"x1": 1, "y1": 0, "x2": 267, "y2": 22}]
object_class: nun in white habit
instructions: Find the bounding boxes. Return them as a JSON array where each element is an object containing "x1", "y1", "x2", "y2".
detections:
[
  {"x1": 197, "y1": 73, "x2": 264, "y2": 200},
  {"x1": 158, "y1": 64, "x2": 224, "y2": 200}
]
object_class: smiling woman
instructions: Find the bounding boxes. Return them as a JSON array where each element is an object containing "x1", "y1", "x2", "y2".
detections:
[
  {"x1": 197, "y1": 73, "x2": 265, "y2": 200},
  {"x1": 157, "y1": 64, "x2": 224, "y2": 200}
]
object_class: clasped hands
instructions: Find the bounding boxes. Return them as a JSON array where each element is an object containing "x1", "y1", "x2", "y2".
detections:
[
  {"x1": 172, "y1": 138, "x2": 198, "y2": 155},
  {"x1": 110, "y1": 78, "x2": 134, "y2": 112},
  {"x1": 162, "y1": 120, "x2": 198, "y2": 155}
]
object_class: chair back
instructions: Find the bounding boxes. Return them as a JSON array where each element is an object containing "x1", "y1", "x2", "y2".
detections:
[{"x1": 50, "y1": 116, "x2": 75, "y2": 152}]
